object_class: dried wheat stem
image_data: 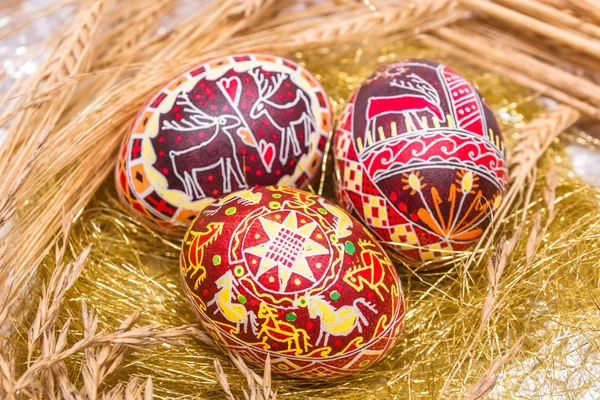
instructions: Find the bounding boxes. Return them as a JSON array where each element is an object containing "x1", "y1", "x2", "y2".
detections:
[
  {"x1": 465, "y1": 106, "x2": 579, "y2": 271},
  {"x1": 98, "y1": 376, "x2": 153, "y2": 400},
  {"x1": 288, "y1": 0, "x2": 457, "y2": 45},
  {"x1": 80, "y1": 301, "x2": 149, "y2": 400},
  {"x1": 10, "y1": 309, "x2": 211, "y2": 396},
  {"x1": 569, "y1": 0, "x2": 600, "y2": 22},
  {"x1": 458, "y1": 22, "x2": 600, "y2": 81},
  {"x1": 227, "y1": 0, "x2": 274, "y2": 18},
  {"x1": 435, "y1": 26, "x2": 600, "y2": 107},
  {"x1": 439, "y1": 223, "x2": 523, "y2": 398},
  {"x1": 460, "y1": 0, "x2": 600, "y2": 59},
  {"x1": 525, "y1": 167, "x2": 559, "y2": 268},
  {"x1": 420, "y1": 35, "x2": 600, "y2": 119},
  {"x1": 494, "y1": 0, "x2": 600, "y2": 40},
  {"x1": 93, "y1": 0, "x2": 174, "y2": 69},
  {"x1": 214, "y1": 353, "x2": 277, "y2": 400},
  {"x1": 214, "y1": 359, "x2": 236, "y2": 400},
  {"x1": 464, "y1": 338, "x2": 524, "y2": 399},
  {"x1": 248, "y1": 2, "x2": 360, "y2": 32},
  {"x1": 0, "y1": 0, "x2": 109, "y2": 224},
  {"x1": 0, "y1": 146, "x2": 116, "y2": 338},
  {"x1": 28, "y1": 245, "x2": 90, "y2": 360}
]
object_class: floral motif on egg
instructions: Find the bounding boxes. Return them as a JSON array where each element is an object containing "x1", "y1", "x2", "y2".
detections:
[
  {"x1": 115, "y1": 54, "x2": 331, "y2": 233},
  {"x1": 334, "y1": 59, "x2": 508, "y2": 265},
  {"x1": 180, "y1": 186, "x2": 405, "y2": 378}
]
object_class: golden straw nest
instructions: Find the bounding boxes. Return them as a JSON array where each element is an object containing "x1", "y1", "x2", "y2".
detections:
[{"x1": 1, "y1": 0, "x2": 600, "y2": 399}]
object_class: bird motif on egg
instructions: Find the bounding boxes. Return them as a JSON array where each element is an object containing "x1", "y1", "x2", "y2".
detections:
[
  {"x1": 115, "y1": 54, "x2": 332, "y2": 234},
  {"x1": 180, "y1": 186, "x2": 405, "y2": 378},
  {"x1": 334, "y1": 59, "x2": 508, "y2": 265}
]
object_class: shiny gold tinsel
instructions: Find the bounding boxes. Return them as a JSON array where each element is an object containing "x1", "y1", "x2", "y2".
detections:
[{"x1": 14, "y1": 41, "x2": 596, "y2": 399}]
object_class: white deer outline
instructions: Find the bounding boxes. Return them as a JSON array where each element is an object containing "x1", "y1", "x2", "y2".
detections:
[
  {"x1": 162, "y1": 91, "x2": 247, "y2": 200},
  {"x1": 247, "y1": 68, "x2": 317, "y2": 165}
]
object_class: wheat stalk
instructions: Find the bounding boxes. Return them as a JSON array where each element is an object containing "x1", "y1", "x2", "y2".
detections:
[
  {"x1": 464, "y1": 338, "x2": 524, "y2": 399},
  {"x1": 420, "y1": 34, "x2": 600, "y2": 119},
  {"x1": 5, "y1": 302, "x2": 213, "y2": 398},
  {"x1": 457, "y1": 21, "x2": 600, "y2": 81},
  {"x1": 568, "y1": 0, "x2": 600, "y2": 22},
  {"x1": 0, "y1": 221, "x2": 213, "y2": 398},
  {"x1": 0, "y1": 0, "x2": 109, "y2": 226},
  {"x1": 464, "y1": 106, "x2": 579, "y2": 272},
  {"x1": 460, "y1": 0, "x2": 600, "y2": 59},
  {"x1": 270, "y1": 0, "x2": 458, "y2": 46},
  {"x1": 215, "y1": 354, "x2": 277, "y2": 400},
  {"x1": 92, "y1": 0, "x2": 175, "y2": 69},
  {"x1": 80, "y1": 303, "x2": 138, "y2": 400},
  {"x1": 434, "y1": 26, "x2": 600, "y2": 107},
  {"x1": 96, "y1": 376, "x2": 153, "y2": 400},
  {"x1": 27, "y1": 244, "x2": 90, "y2": 360},
  {"x1": 494, "y1": 0, "x2": 600, "y2": 39},
  {"x1": 438, "y1": 225, "x2": 524, "y2": 398},
  {"x1": 440, "y1": 164, "x2": 561, "y2": 398}
]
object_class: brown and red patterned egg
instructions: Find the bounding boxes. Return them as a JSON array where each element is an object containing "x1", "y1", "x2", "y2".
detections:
[
  {"x1": 334, "y1": 59, "x2": 508, "y2": 265},
  {"x1": 115, "y1": 54, "x2": 332, "y2": 234},
  {"x1": 180, "y1": 186, "x2": 405, "y2": 378}
]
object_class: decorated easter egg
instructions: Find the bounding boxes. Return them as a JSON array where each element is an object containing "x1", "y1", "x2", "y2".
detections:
[
  {"x1": 180, "y1": 186, "x2": 405, "y2": 378},
  {"x1": 116, "y1": 54, "x2": 332, "y2": 234},
  {"x1": 334, "y1": 59, "x2": 508, "y2": 265}
]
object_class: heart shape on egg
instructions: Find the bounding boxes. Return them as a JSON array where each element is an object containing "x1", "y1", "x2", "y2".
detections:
[
  {"x1": 258, "y1": 140, "x2": 275, "y2": 172},
  {"x1": 219, "y1": 76, "x2": 241, "y2": 106}
]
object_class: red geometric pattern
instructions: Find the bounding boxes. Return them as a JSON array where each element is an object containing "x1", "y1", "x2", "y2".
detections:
[
  {"x1": 334, "y1": 59, "x2": 508, "y2": 265},
  {"x1": 180, "y1": 186, "x2": 405, "y2": 378}
]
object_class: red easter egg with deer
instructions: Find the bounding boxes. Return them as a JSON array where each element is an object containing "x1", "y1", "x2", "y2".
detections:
[
  {"x1": 115, "y1": 54, "x2": 331, "y2": 234},
  {"x1": 334, "y1": 59, "x2": 508, "y2": 265},
  {"x1": 180, "y1": 186, "x2": 405, "y2": 378}
]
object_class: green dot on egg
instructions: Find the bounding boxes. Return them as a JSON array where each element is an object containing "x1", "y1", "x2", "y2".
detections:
[
  {"x1": 273, "y1": 194, "x2": 281, "y2": 198},
  {"x1": 318, "y1": 207, "x2": 327, "y2": 214},
  {"x1": 330, "y1": 290, "x2": 341, "y2": 301},
  {"x1": 344, "y1": 241, "x2": 356, "y2": 254},
  {"x1": 237, "y1": 294, "x2": 246, "y2": 304},
  {"x1": 212, "y1": 255, "x2": 221, "y2": 265},
  {"x1": 285, "y1": 312, "x2": 297, "y2": 322},
  {"x1": 269, "y1": 201, "x2": 281, "y2": 209},
  {"x1": 225, "y1": 207, "x2": 237, "y2": 215}
]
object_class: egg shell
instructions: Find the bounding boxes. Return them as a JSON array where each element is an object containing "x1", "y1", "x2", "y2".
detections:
[
  {"x1": 115, "y1": 54, "x2": 332, "y2": 234},
  {"x1": 334, "y1": 59, "x2": 508, "y2": 265},
  {"x1": 180, "y1": 186, "x2": 405, "y2": 378}
]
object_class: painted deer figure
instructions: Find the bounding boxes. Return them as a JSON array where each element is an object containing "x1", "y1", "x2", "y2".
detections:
[
  {"x1": 256, "y1": 302, "x2": 311, "y2": 355},
  {"x1": 364, "y1": 73, "x2": 444, "y2": 146},
  {"x1": 303, "y1": 295, "x2": 376, "y2": 347},
  {"x1": 343, "y1": 239, "x2": 390, "y2": 302},
  {"x1": 182, "y1": 222, "x2": 224, "y2": 289},
  {"x1": 164, "y1": 91, "x2": 247, "y2": 200},
  {"x1": 248, "y1": 68, "x2": 317, "y2": 165},
  {"x1": 207, "y1": 270, "x2": 257, "y2": 335}
]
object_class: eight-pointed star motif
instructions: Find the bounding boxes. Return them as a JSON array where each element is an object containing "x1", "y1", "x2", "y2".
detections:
[{"x1": 244, "y1": 211, "x2": 329, "y2": 291}]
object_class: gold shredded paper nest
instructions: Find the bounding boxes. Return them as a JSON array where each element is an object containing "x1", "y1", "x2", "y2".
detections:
[{"x1": 1, "y1": 1, "x2": 600, "y2": 399}]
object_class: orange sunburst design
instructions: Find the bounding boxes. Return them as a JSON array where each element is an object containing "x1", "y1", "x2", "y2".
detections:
[{"x1": 416, "y1": 171, "x2": 496, "y2": 242}]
